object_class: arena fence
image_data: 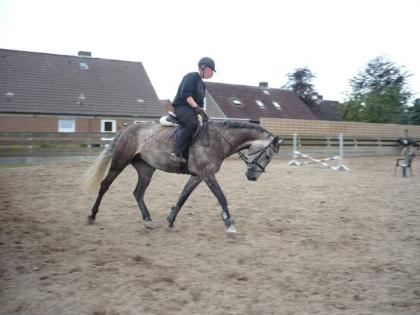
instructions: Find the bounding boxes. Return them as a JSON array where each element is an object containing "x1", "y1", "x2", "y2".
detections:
[
  {"x1": 260, "y1": 118, "x2": 420, "y2": 138},
  {"x1": 0, "y1": 132, "x2": 115, "y2": 164},
  {"x1": 260, "y1": 118, "x2": 420, "y2": 158},
  {"x1": 1, "y1": 118, "x2": 417, "y2": 164}
]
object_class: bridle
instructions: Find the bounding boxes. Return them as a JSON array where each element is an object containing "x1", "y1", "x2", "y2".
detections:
[
  {"x1": 208, "y1": 122, "x2": 278, "y2": 173},
  {"x1": 246, "y1": 138, "x2": 278, "y2": 173}
]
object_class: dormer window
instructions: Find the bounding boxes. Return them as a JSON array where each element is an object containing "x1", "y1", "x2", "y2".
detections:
[
  {"x1": 229, "y1": 97, "x2": 242, "y2": 106},
  {"x1": 272, "y1": 101, "x2": 282, "y2": 109},
  {"x1": 255, "y1": 100, "x2": 265, "y2": 108},
  {"x1": 5, "y1": 91, "x2": 14, "y2": 101},
  {"x1": 77, "y1": 93, "x2": 85, "y2": 105}
]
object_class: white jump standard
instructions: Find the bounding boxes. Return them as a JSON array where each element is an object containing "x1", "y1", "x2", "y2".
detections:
[{"x1": 288, "y1": 133, "x2": 349, "y2": 171}]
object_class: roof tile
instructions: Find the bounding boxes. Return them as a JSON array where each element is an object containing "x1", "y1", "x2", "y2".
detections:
[
  {"x1": 205, "y1": 82, "x2": 319, "y2": 121},
  {"x1": 0, "y1": 49, "x2": 163, "y2": 117}
]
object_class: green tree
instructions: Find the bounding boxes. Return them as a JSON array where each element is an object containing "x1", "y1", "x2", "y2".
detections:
[
  {"x1": 408, "y1": 98, "x2": 420, "y2": 125},
  {"x1": 341, "y1": 56, "x2": 412, "y2": 123},
  {"x1": 283, "y1": 67, "x2": 321, "y2": 107}
]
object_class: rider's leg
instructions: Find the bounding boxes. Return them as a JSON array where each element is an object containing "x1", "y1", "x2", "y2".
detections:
[{"x1": 171, "y1": 105, "x2": 198, "y2": 161}]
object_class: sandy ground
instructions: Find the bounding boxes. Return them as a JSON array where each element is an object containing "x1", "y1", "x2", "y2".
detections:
[{"x1": 0, "y1": 156, "x2": 420, "y2": 315}]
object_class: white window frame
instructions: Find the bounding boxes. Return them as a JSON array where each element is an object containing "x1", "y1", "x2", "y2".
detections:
[
  {"x1": 272, "y1": 101, "x2": 282, "y2": 109},
  {"x1": 255, "y1": 99, "x2": 265, "y2": 108},
  {"x1": 58, "y1": 118, "x2": 76, "y2": 133},
  {"x1": 101, "y1": 119, "x2": 117, "y2": 133},
  {"x1": 79, "y1": 62, "x2": 89, "y2": 70},
  {"x1": 229, "y1": 97, "x2": 242, "y2": 106}
]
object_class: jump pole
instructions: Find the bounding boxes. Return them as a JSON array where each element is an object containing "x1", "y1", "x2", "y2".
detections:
[
  {"x1": 288, "y1": 133, "x2": 349, "y2": 171},
  {"x1": 287, "y1": 133, "x2": 300, "y2": 166},
  {"x1": 332, "y1": 133, "x2": 350, "y2": 171}
]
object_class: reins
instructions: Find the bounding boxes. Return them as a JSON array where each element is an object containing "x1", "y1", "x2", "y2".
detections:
[
  {"x1": 205, "y1": 121, "x2": 249, "y2": 165},
  {"x1": 206, "y1": 121, "x2": 276, "y2": 170}
]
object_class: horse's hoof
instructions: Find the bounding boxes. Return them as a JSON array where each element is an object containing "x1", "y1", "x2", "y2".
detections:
[
  {"x1": 143, "y1": 220, "x2": 154, "y2": 229},
  {"x1": 226, "y1": 224, "x2": 237, "y2": 234},
  {"x1": 87, "y1": 216, "x2": 95, "y2": 225}
]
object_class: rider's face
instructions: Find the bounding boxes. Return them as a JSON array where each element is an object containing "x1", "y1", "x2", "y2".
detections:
[{"x1": 201, "y1": 66, "x2": 214, "y2": 79}]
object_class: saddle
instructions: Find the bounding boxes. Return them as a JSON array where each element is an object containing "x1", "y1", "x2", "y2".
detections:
[
  {"x1": 159, "y1": 112, "x2": 205, "y2": 145},
  {"x1": 159, "y1": 111, "x2": 179, "y2": 127},
  {"x1": 159, "y1": 112, "x2": 208, "y2": 174}
]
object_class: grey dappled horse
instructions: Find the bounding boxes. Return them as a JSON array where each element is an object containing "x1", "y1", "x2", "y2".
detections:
[{"x1": 84, "y1": 120, "x2": 281, "y2": 233}]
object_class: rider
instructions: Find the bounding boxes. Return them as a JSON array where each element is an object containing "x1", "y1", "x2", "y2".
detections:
[
  {"x1": 397, "y1": 129, "x2": 418, "y2": 156},
  {"x1": 169, "y1": 57, "x2": 216, "y2": 163}
]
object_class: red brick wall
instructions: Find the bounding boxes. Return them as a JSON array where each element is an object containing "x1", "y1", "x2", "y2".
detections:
[
  {"x1": 0, "y1": 116, "x2": 58, "y2": 132},
  {"x1": 0, "y1": 115, "x2": 152, "y2": 133}
]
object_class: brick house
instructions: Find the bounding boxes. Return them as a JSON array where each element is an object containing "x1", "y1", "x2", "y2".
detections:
[
  {"x1": 204, "y1": 82, "x2": 320, "y2": 123},
  {"x1": 0, "y1": 49, "x2": 164, "y2": 133}
]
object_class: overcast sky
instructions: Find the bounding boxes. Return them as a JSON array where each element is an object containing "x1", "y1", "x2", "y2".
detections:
[{"x1": 1, "y1": 0, "x2": 419, "y2": 103}]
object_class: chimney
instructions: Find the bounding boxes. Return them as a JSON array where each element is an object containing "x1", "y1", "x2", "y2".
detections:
[
  {"x1": 258, "y1": 82, "x2": 268, "y2": 88},
  {"x1": 77, "y1": 51, "x2": 92, "y2": 57}
]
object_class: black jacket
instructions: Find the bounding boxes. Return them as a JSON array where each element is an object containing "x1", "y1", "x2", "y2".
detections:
[{"x1": 172, "y1": 72, "x2": 205, "y2": 107}]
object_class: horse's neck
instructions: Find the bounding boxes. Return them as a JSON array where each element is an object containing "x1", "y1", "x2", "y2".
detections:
[{"x1": 217, "y1": 126, "x2": 267, "y2": 153}]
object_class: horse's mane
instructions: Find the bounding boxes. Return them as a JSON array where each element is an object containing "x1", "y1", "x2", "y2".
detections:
[{"x1": 216, "y1": 120, "x2": 272, "y2": 135}]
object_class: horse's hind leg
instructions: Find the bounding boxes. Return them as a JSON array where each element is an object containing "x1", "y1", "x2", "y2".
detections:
[
  {"x1": 88, "y1": 166, "x2": 124, "y2": 224},
  {"x1": 167, "y1": 175, "x2": 202, "y2": 228},
  {"x1": 132, "y1": 159, "x2": 156, "y2": 228}
]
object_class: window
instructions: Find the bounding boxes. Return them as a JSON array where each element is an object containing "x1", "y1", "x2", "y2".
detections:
[
  {"x1": 229, "y1": 97, "x2": 242, "y2": 106},
  {"x1": 263, "y1": 90, "x2": 270, "y2": 95},
  {"x1": 101, "y1": 120, "x2": 116, "y2": 132},
  {"x1": 80, "y1": 62, "x2": 89, "y2": 70},
  {"x1": 5, "y1": 91, "x2": 15, "y2": 100},
  {"x1": 255, "y1": 100, "x2": 265, "y2": 108},
  {"x1": 58, "y1": 119, "x2": 76, "y2": 133},
  {"x1": 272, "y1": 101, "x2": 282, "y2": 109}
]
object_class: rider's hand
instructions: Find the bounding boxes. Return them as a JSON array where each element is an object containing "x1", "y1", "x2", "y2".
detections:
[
  {"x1": 194, "y1": 106, "x2": 205, "y2": 115},
  {"x1": 194, "y1": 106, "x2": 208, "y2": 121}
]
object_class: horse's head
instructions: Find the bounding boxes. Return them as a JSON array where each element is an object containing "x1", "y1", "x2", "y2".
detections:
[{"x1": 246, "y1": 136, "x2": 282, "y2": 181}]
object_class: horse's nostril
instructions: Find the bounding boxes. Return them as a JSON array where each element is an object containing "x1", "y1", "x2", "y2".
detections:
[{"x1": 246, "y1": 173, "x2": 257, "y2": 181}]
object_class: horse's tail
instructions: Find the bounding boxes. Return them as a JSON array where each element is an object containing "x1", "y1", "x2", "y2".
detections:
[{"x1": 82, "y1": 132, "x2": 121, "y2": 194}]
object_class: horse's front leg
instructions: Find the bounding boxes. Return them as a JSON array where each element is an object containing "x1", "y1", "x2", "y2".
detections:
[
  {"x1": 204, "y1": 174, "x2": 236, "y2": 233},
  {"x1": 167, "y1": 175, "x2": 202, "y2": 227}
]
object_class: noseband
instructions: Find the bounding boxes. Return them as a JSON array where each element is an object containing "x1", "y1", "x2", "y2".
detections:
[
  {"x1": 246, "y1": 138, "x2": 277, "y2": 173},
  {"x1": 209, "y1": 123, "x2": 278, "y2": 172}
]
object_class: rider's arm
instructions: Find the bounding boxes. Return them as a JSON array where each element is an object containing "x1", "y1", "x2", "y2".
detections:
[{"x1": 186, "y1": 96, "x2": 199, "y2": 109}]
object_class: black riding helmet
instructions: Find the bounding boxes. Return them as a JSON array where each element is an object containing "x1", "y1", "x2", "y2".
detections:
[{"x1": 198, "y1": 57, "x2": 216, "y2": 72}]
